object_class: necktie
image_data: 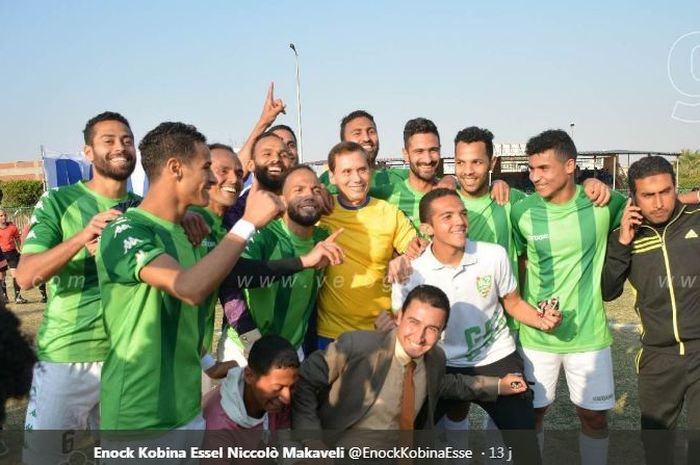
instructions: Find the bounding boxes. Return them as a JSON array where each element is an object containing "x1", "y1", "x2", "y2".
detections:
[{"x1": 399, "y1": 360, "x2": 416, "y2": 430}]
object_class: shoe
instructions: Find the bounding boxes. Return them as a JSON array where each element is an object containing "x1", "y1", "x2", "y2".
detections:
[{"x1": 14, "y1": 296, "x2": 28, "y2": 304}]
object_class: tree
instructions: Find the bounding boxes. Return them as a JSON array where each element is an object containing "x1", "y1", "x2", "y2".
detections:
[{"x1": 0, "y1": 180, "x2": 44, "y2": 208}]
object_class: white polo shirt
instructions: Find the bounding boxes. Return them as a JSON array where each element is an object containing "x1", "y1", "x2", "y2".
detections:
[{"x1": 392, "y1": 240, "x2": 517, "y2": 367}]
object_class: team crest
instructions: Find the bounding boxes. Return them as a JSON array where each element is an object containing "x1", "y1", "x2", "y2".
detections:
[{"x1": 476, "y1": 275, "x2": 493, "y2": 297}]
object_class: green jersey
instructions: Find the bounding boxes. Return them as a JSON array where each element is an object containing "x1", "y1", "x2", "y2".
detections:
[
  {"x1": 511, "y1": 186, "x2": 625, "y2": 353},
  {"x1": 22, "y1": 181, "x2": 140, "y2": 363},
  {"x1": 242, "y1": 219, "x2": 329, "y2": 348},
  {"x1": 372, "y1": 179, "x2": 425, "y2": 231},
  {"x1": 97, "y1": 208, "x2": 206, "y2": 430},
  {"x1": 320, "y1": 167, "x2": 409, "y2": 195},
  {"x1": 190, "y1": 206, "x2": 227, "y2": 353}
]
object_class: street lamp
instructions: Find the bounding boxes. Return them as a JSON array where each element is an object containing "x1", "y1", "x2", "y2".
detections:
[
  {"x1": 289, "y1": 43, "x2": 304, "y2": 162},
  {"x1": 569, "y1": 122, "x2": 575, "y2": 140}
]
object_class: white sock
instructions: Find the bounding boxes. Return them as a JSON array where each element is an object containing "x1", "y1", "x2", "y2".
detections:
[
  {"x1": 579, "y1": 432, "x2": 609, "y2": 465},
  {"x1": 442, "y1": 416, "x2": 470, "y2": 430},
  {"x1": 537, "y1": 430, "x2": 544, "y2": 454}
]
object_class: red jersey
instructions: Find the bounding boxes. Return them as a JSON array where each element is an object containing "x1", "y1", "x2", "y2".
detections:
[{"x1": 0, "y1": 223, "x2": 21, "y2": 252}]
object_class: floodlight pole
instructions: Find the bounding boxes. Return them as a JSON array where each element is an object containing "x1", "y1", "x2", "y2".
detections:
[{"x1": 289, "y1": 43, "x2": 304, "y2": 163}]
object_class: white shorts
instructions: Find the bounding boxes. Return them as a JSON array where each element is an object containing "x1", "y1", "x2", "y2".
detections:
[
  {"x1": 23, "y1": 361, "x2": 102, "y2": 464},
  {"x1": 519, "y1": 346, "x2": 615, "y2": 410}
]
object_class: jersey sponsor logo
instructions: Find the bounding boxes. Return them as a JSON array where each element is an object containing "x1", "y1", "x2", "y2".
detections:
[
  {"x1": 684, "y1": 229, "x2": 698, "y2": 239},
  {"x1": 201, "y1": 239, "x2": 217, "y2": 249},
  {"x1": 476, "y1": 275, "x2": 493, "y2": 297},
  {"x1": 529, "y1": 233, "x2": 549, "y2": 241},
  {"x1": 113, "y1": 223, "x2": 132, "y2": 237},
  {"x1": 123, "y1": 237, "x2": 144, "y2": 254}
]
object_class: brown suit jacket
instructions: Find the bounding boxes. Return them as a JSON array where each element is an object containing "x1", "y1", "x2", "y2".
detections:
[{"x1": 292, "y1": 329, "x2": 499, "y2": 430}]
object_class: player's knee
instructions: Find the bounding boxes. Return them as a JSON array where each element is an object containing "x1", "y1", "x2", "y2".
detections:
[{"x1": 576, "y1": 407, "x2": 608, "y2": 432}]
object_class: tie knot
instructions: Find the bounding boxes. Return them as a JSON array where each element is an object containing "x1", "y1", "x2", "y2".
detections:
[{"x1": 405, "y1": 360, "x2": 416, "y2": 374}]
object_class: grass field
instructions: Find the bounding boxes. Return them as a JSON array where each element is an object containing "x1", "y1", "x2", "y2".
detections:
[{"x1": 2, "y1": 280, "x2": 688, "y2": 431}]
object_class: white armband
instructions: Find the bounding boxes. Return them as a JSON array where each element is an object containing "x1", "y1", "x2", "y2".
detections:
[
  {"x1": 200, "y1": 353, "x2": 216, "y2": 371},
  {"x1": 228, "y1": 219, "x2": 256, "y2": 242}
]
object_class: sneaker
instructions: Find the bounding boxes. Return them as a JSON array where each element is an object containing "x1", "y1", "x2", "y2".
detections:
[{"x1": 14, "y1": 296, "x2": 28, "y2": 304}]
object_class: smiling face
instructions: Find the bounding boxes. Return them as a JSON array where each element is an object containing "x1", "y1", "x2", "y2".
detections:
[
  {"x1": 454, "y1": 141, "x2": 493, "y2": 197},
  {"x1": 245, "y1": 366, "x2": 298, "y2": 414},
  {"x1": 208, "y1": 147, "x2": 244, "y2": 209},
  {"x1": 422, "y1": 194, "x2": 468, "y2": 251},
  {"x1": 528, "y1": 149, "x2": 576, "y2": 203},
  {"x1": 84, "y1": 120, "x2": 137, "y2": 181},
  {"x1": 251, "y1": 135, "x2": 292, "y2": 192},
  {"x1": 329, "y1": 150, "x2": 371, "y2": 206},
  {"x1": 283, "y1": 168, "x2": 324, "y2": 227},
  {"x1": 342, "y1": 116, "x2": 380, "y2": 163},
  {"x1": 271, "y1": 127, "x2": 298, "y2": 166},
  {"x1": 395, "y1": 299, "x2": 446, "y2": 359},
  {"x1": 404, "y1": 133, "x2": 441, "y2": 183},
  {"x1": 633, "y1": 173, "x2": 677, "y2": 225}
]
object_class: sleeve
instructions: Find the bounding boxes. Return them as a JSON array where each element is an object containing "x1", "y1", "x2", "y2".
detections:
[
  {"x1": 493, "y1": 245, "x2": 517, "y2": 297},
  {"x1": 392, "y1": 207, "x2": 417, "y2": 254},
  {"x1": 509, "y1": 188, "x2": 527, "y2": 206},
  {"x1": 607, "y1": 190, "x2": 627, "y2": 230},
  {"x1": 601, "y1": 228, "x2": 632, "y2": 301},
  {"x1": 97, "y1": 217, "x2": 165, "y2": 284},
  {"x1": 291, "y1": 333, "x2": 353, "y2": 430},
  {"x1": 21, "y1": 191, "x2": 64, "y2": 254},
  {"x1": 241, "y1": 229, "x2": 269, "y2": 261}
]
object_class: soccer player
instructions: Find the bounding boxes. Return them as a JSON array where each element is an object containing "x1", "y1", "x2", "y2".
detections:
[
  {"x1": 511, "y1": 129, "x2": 625, "y2": 465},
  {"x1": 320, "y1": 110, "x2": 409, "y2": 193},
  {"x1": 96, "y1": 122, "x2": 283, "y2": 430},
  {"x1": 393, "y1": 189, "x2": 562, "y2": 464},
  {"x1": 316, "y1": 141, "x2": 416, "y2": 348},
  {"x1": 16, "y1": 112, "x2": 140, "y2": 462},
  {"x1": 224, "y1": 165, "x2": 343, "y2": 363},
  {"x1": 0, "y1": 208, "x2": 26, "y2": 303}
]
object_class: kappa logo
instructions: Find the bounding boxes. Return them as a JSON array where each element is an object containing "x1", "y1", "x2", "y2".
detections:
[
  {"x1": 122, "y1": 237, "x2": 143, "y2": 254},
  {"x1": 25, "y1": 230, "x2": 37, "y2": 241},
  {"x1": 476, "y1": 275, "x2": 493, "y2": 297},
  {"x1": 685, "y1": 229, "x2": 698, "y2": 239},
  {"x1": 113, "y1": 223, "x2": 132, "y2": 237}
]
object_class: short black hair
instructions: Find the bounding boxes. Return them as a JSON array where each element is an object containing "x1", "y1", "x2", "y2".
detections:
[
  {"x1": 251, "y1": 131, "x2": 284, "y2": 157},
  {"x1": 138, "y1": 122, "x2": 207, "y2": 181},
  {"x1": 525, "y1": 129, "x2": 577, "y2": 162},
  {"x1": 327, "y1": 141, "x2": 368, "y2": 172},
  {"x1": 248, "y1": 335, "x2": 300, "y2": 376},
  {"x1": 454, "y1": 126, "x2": 494, "y2": 159},
  {"x1": 0, "y1": 302, "x2": 37, "y2": 424},
  {"x1": 208, "y1": 143, "x2": 235, "y2": 153},
  {"x1": 83, "y1": 111, "x2": 132, "y2": 145},
  {"x1": 401, "y1": 284, "x2": 451, "y2": 324},
  {"x1": 628, "y1": 156, "x2": 676, "y2": 195},
  {"x1": 403, "y1": 117, "x2": 440, "y2": 148},
  {"x1": 269, "y1": 125, "x2": 297, "y2": 143},
  {"x1": 283, "y1": 164, "x2": 317, "y2": 187},
  {"x1": 340, "y1": 110, "x2": 376, "y2": 140},
  {"x1": 419, "y1": 187, "x2": 461, "y2": 224}
]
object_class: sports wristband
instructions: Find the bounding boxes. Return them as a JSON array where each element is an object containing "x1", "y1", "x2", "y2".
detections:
[
  {"x1": 200, "y1": 353, "x2": 216, "y2": 371},
  {"x1": 228, "y1": 219, "x2": 256, "y2": 242}
]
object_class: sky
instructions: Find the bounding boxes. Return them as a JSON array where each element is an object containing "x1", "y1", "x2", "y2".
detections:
[{"x1": 1, "y1": 0, "x2": 700, "y2": 164}]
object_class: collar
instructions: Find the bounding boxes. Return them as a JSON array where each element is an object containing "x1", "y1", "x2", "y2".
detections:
[
  {"x1": 337, "y1": 194, "x2": 371, "y2": 210},
  {"x1": 422, "y1": 241, "x2": 478, "y2": 271}
]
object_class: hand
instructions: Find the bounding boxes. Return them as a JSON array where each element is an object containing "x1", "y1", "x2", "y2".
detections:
[
  {"x1": 80, "y1": 209, "x2": 122, "y2": 243},
  {"x1": 205, "y1": 360, "x2": 238, "y2": 379},
  {"x1": 242, "y1": 184, "x2": 285, "y2": 229},
  {"x1": 499, "y1": 373, "x2": 528, "y2": 395},
  {"x1": 259, "y1": 82, "x2": 286, "y2": 127},
  {"x1": 490, "y1": 180, "x2": 510, "y2": 205},
  {"x1": 318, "y1": 185, "x2": 335, "y2": 215},
  {"x1": 434, "y1": 175, "x2": 458, "y2": 191},
  {"x1": 583, "y1": 178, "x2": 611, "y2": 206},
  {"x1": 619, "y1": 198, "x2": 643, "y2": 245},
  {"x1": 387, "y1": 254, "x2": 412, "y2": 284},
  {"x1": 181, "y1": 211, "x2": 211, "y2": 246},
  {"x1": 301, "y1": 229, "x2": 345, "y2": 269},
  {"x1": 537, "y1": 304, "x2": 562, "y2": 332},
  {"x1": 374, "y1": 310, "x2": 397, "y2": 332},
  {"x1": 404, "y1": 237, "x2": 429, "y2": 260}
]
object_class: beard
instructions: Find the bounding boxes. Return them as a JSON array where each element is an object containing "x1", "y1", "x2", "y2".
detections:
[
  {"x1": 287, "y1": 199, "x2": 321, "y2": 227},
  {"x1": 92, "y1": 154, "x2": 136, "y2": 181},
  {"x1": 254, "y1": 165, "x2": 285, "y2": 192},
  {"x1": 410, "y1": 161, "x2": 438, "y2": 183}
]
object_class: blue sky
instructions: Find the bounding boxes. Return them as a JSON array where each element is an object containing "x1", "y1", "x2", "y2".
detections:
[{"x1": 1, "y1": 0, "x2": 699, "y2": 163}]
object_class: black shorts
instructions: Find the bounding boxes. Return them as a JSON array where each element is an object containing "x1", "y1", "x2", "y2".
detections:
[{"x1": 1, "y1": 249, "x2": 20, "y2": 269}]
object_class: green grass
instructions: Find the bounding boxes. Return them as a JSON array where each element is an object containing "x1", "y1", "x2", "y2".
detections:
[{"x1": 4, "y1": 280, "x2": 686, "y2": 431}]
